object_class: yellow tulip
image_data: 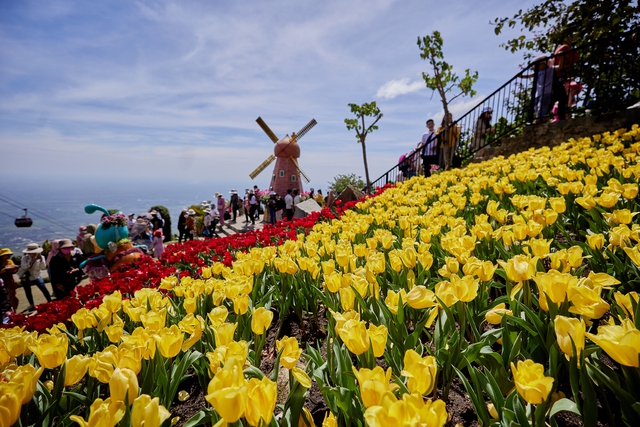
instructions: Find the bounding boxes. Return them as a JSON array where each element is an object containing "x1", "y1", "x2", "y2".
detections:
[
  {"x1": 131, "y1": 395, "x2": 171, "y2": 427},
  {"x1": 364, "y1": 392, "x2": 447, "y2": 427},
  {"x1": 401, "y1": 349, "x2": 437, "y2": 395},
  {"x1": 28, "y1": 333, "x2": 68, "y2": 369},
  {"x1": 367, "y1": 324, "x2": 388, "y2": 358},
  {"x1": 153, "y1": 325, "x2": 184, "y2": 358},
  {"x1": 205, "y1": 357, "x2": 248, "y2": 423},
  {"x1": 0, "y1": 382, "x2": 24, "y2": 427},
  {"x1": 554, "y1": 315, "x2": 585, "y2": 358},
  {"x1": 245, "y1": 377, "x2": 277, "y2": 426},
  {"x1": 65, "y1": 354, "x2": 92, "y2": 386},
  {"x1": 485, "y1": 303, "x2": 512, "y2": 325},
  {"x1": 533, "y1": 270, "x2": 576, "y2": 311},
  {"x1": 276, "y1": 336, "x2": 303, "y2": 369},
  {"x1": 214, "y1": 323, "x2": 237, "y2": 347},
  {"x1": 251, "y1": 307, "x2": 273, "y2": 335},
  {"x1": 567, "y1": 284, "x2": 610, "y2": 320},
  {"x1": 352, "y1": 366, "x2": 396, "y2": 408},
  {"x1": 102, "y1": 291, "x2": 123, "y2": 313},
  {"x1": 384, "y1": 289, "x2": 407, "y2": 315},
  {"x1": 510, "y1": 359, "x2": 554, "y2": 404},
  {"x1": 614, "y1": 291, "x2": 639, "y2": 320},
  {"x1": 548, "y1": 196, "x2": 566, "y2": 213},
  {"x1": 6, "y1": 364, "x2": 43, "y2": 405},
  {"x1": 586, "y1": 318, "x2": 640, "y2": 367},
  {"x1": 140, "y1": 309, "x2": 167, "y2": 332},
  {"x1": 499, "y1": 254, "x2": 538, "y2": 283},
  {"x1": 586, "y1": 233, "x2": 605, "y2": 250},
  {"x1": 322, "y1": 411, "x2": 338, "y2": 427},
  {"x1": 528, "y1": 238, "x2": 552, "y2": 258},
  {"x1": 299, "y1": 407, "x2": 315, "y2": 427},
  {"x1": 207, "y1": 306, "x2": 229, "y2": 328},
  {"x1": 339, "y1": 287, "x2": 356, "y2": 312},
  {"x1": 69, "y1": 398, "x2": 125, "y2": 427},
  {"x1": 109, "y1": 367, "x2": 139, "y2": 405},
  {"x1": 405, "y1": 285, "x2": 436, "y2": 309},
  {"x1": 337, "y1": 319, "x2": 370, "y2": 356},
  {"x1": 2, "y1": 330, "x2": 30, "y2": 358}
]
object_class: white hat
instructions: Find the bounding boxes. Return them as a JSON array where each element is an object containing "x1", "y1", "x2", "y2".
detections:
[
  {"x1": 230, "y1": 189, "x2": 237, "y2": 194},
  {"x1": 187, "y1": 209, "x2": 196, "y2": 215},
  {"x1": 24, "y1": 243, "x2": 43, "y2": 254}
]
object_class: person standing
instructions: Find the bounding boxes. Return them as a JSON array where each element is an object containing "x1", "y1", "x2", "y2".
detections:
[
  {"x1": 185, "y1": 209, "x2": 196, "y2": 240},
  {"x1": 152, "y1": 230, "x2": 164, "y2": 259},
  {"x1": 216, "y1": 193, "x2": 226, "y2": 228},
  {"x1": 230, "y1": 190, "x2": 240, "y2": 222},
  {"x1": 49, "y1": 239, "x2": 82, "y2": 299},
  {"x1": 472, "y1": 107, "x2": 495, "y2": 159},
  {"x1": 267, "y1": 191, "x2": 278, "y2": 226},
  {"x1": 177, "y1": 209, "x2": 188, "y2": 243},
  {"x1": 314, "y1": 189, "x2": 324, "y2": 207},
  {"x1": 284, "y1": 189, "x2": 294, "y2": 221},
  {"x1": 437, "y1": 112, "x2": 460, "y2": 170},
  {"x1": 419, "y1": 119, "x2": 438, "y2": 177},
  {"x1": 549, "y1": 39, "x2": 578, "y2": 121},
  {"x1": 249, "y1": 190, "x2": 259, "y2": 225},
  {"x1": 17, "y1": 243, "x2": 52, "y2": 310},
  {"x1": 150, "y1": 211, "x2": 164, "y2": 231},
  {"x1": 0, "y1": 248, "x2": 19, "y2": 310}
]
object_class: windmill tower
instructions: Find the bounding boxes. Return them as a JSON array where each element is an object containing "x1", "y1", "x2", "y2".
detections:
[{"x1": 250, "y1": 117, "x2": 316, "y2": 197}]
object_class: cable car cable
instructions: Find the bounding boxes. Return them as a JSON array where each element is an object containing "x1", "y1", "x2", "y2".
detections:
[{"x1": 0, "y1": 193, "x2": 77, "y2": 233}]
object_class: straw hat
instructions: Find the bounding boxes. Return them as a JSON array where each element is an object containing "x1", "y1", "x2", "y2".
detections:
[
  {"x1": 59, "y1": 239, "x2": 75, "y2": 249},
  {"x1": 0, "y1": 248, "x2": 13, "y2": 257},
  {"x1": 187, "y1": 209, "x2": 196, "y2": 216},
  {"x1": 230, "y1": 189, "x2": 238, "y2": 194},
  {"x1": 23, "y1": 243, "x2": 43, "y2": 254}
]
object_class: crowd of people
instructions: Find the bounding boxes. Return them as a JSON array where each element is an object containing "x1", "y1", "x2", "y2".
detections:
[
  {"x1": 397, "y1": 41, "x2": 583, "y2": 181},
  {"x1": 176, "y1": 187, "x2": 327, "y2": 242},
  {"x1": 0, "y1": 185, "x2": 333, "y2": 319}
]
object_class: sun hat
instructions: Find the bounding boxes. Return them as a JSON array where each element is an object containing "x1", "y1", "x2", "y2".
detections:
[
  {"x1": 482, "y1": 107, "x2": 493, "y2": 113},
  {"x1": 153, "y1": 229, "x2": 163, "y2": 237},
  {"x1": 58, "y1": 239, "x2": 75, "y2": 249},
  {"x1": 150, "y1": 210, "x2": 158, "y2": 215},
  {"x1": 230, "y1": 189, "x2": 237, "y2": 194},
  {"x1": 200, "y1": 200, "x2": 209, "y2": 206},
  {"x1": 0, "y1": 248, "x2": 13, "y2": 257},
  {"x1": 187, "y1": 209, "x2": 196, "y2": 215},
  {"x1": 215, "y1": 192, "x2": 222, "y2": 197},
  {"x1": 182, "y1": 208, "x2": 188, "y2": 213},
  {"x1": 204, "y1": 208, "x2": 211, "y2": 213},
  {"x1": 23, "y1": 243, "x2": 43, "y2": 254}
]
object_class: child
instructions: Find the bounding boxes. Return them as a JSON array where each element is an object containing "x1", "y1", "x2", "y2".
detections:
[
  {"x1": 533, "y1": 55, "x2": 554, "y2": 122},
  {"x1": 152, "y1": 229, "x2": 164, "y2": 259}
]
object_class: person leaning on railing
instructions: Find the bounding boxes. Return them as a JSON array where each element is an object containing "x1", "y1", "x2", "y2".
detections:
[{"x1": 437, "y1": 112, "x2": 460, "y2": 170}]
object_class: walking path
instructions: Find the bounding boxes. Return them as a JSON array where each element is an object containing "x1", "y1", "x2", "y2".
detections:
[{"x1": 13, "y1": 219, "x2": 266, "y2": 314}]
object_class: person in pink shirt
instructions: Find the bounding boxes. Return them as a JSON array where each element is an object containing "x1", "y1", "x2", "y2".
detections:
[{"x1": 152, "y1": 229, "x2": 164, "y2": 259}]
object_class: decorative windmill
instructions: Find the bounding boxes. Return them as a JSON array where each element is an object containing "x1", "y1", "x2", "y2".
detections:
[{"x1": 250, "y1": 116, "x2": 317, "y2": 197}]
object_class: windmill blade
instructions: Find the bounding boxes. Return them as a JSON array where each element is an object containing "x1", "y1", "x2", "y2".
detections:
[
  {"x1": 289, "y1": 157, "x2": 310, "y2": 183},
  {"x1": 250, "y1": 155, "x2": 276, "y2": 179},
  {"x1": 256, "y1": 117, "x2": 279, "y2": 143},
  {"x1": 295, "y1": 119, "x2": 317, "y2": 141}
]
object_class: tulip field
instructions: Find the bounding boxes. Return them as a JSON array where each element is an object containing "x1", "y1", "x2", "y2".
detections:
[{"x1": 2, "y1": 126, "x2": 640, "y2": 427}]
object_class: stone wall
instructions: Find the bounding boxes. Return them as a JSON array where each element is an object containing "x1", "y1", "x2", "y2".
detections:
[{"x1": 480, "y1": 108, "x2": 640, "y2": 161}]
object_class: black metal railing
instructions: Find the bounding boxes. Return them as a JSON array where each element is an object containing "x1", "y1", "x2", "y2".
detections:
[{"x1": 369, "y1": 29, "x2": 640, "y2": 190}]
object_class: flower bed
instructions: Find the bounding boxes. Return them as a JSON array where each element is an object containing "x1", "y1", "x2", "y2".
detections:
[{"x1": 2, "y1": 126, "x2": 640, "y2": 427}]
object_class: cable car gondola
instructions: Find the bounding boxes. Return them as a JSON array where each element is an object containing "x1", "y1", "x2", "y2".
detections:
[{"x1": 15, "y1": 209, "x2": 33, "y2": 228}]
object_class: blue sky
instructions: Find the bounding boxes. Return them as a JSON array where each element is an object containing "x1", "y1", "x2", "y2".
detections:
[{"x1": 0, "y1": 0, "x2": 540, "y2": 191}]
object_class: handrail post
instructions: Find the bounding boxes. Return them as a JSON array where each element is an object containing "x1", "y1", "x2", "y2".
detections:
[{"x1": 527, "y1": 60, "x2": 540, "y2": 124}]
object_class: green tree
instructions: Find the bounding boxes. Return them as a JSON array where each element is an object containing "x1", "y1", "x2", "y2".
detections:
[
  {"x1": 150, "y1": 205, "x2": 172, "y2": 242},
  {"x1": 418, "y1": 31, "x2": 478, "y2": 126},
  {"x1": 493, "y1": 0, "x2": 639, "y2": 57},
  {"x1": 344, "y1": 102, "x2": 383, "y2": 194},
  {"x1": 493, "y1": 1, "x2": 640, "y2": 110},
  {"x1": 327, "y1": 173, "x2": 365, "y2": 195}
]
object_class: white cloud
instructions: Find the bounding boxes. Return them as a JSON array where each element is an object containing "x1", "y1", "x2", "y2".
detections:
[{"x1": 376, "y1": 78, "x2": 424, "y2": 99}]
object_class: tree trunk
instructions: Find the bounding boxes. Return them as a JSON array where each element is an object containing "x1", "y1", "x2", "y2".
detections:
[{"x1": 360, "y1": 134, "x2": 371, "y2": 194}]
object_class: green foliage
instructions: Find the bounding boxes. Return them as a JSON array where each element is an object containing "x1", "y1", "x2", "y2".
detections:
[
  {"x1": 493, "y1": 0, "x2": 639, "y2": 57},
  {"x1": 327, "y1": 173, "x2": 365, "y2": 195},
  {"x1": 344, "y1": 101, "x2": 383, "y2": 193},
  {"x1": 417, "y1": 31, "x2": 478, "y2": 113},
  {"x1": 150, "y1": 205, "x2": 172, "y2": 242}
]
